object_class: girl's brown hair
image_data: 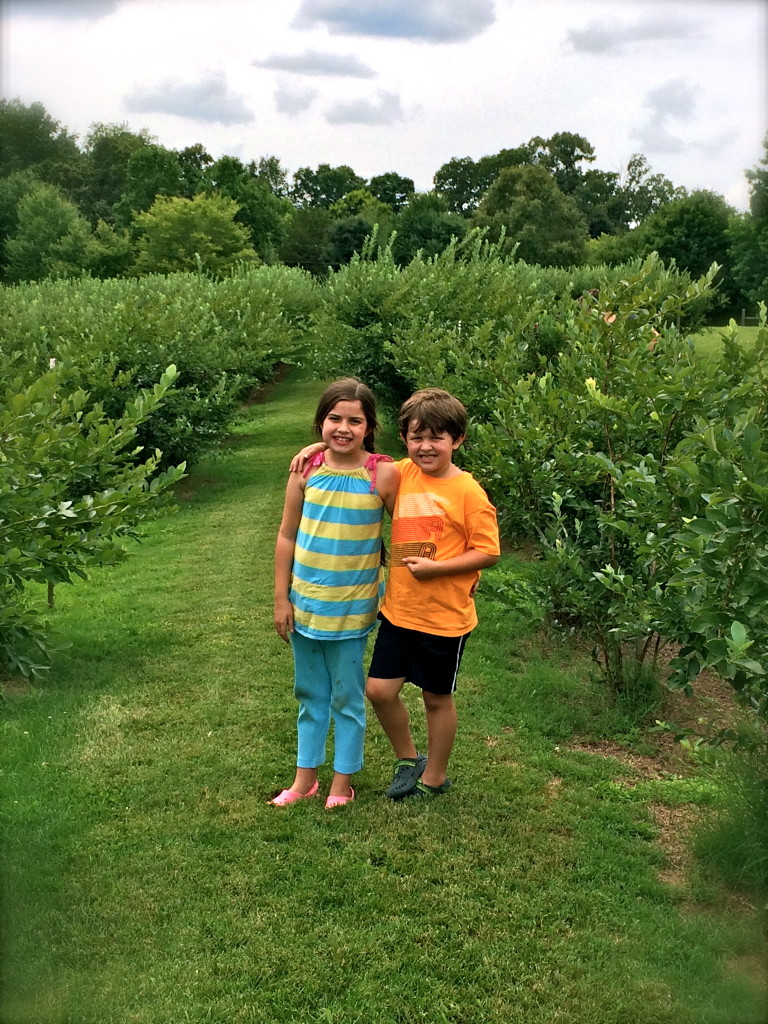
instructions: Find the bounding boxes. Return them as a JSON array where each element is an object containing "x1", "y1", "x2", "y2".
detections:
[{"x1": 313, "y1": 377, "x2": 379, "y2": 453}]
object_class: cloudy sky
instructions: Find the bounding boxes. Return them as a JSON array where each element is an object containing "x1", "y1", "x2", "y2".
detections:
[{"x1": 1, "y1": 0, "x2": 765, "y2": 209}]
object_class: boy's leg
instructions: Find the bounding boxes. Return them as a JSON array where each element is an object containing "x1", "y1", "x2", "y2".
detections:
[
  {"x1": 365, "y1": 675, "x2": 414, "y2": 758},
  {"x1": 420, "y1": 691, "x2": 457, "y2": 788}
]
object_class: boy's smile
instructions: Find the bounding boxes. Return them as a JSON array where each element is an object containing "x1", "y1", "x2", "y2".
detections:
[{"x1": 403, "y1": 421, "x2": 464, "y2": 478}]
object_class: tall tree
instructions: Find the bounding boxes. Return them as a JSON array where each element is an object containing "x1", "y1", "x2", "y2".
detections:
[
  {"x1": 572, "y1": 168, "x2": 626, "y2": 237},
  {"x1": 473, "y1": 164, "x2": 588, "y2": 267},
  {"x1": 0, "y1": 169, "x2": 42, "y2": 274},
  {"x1": 114, "y1": 144, "x2": 186, "y2": 225},
  {"x1": 0, "y1": 99, "x2": 81, "y2": 180},
  {"x1": 529, "y1": 131, "x2": 596, "y2": 194},
  {"x1": 391, "y1": 192, "x2": 466, "y2": 265},
  {"x1": 326, "y1": 216, "x2": 375, "y2": 269},
  {"x1": 642, "y1": 189, "x2": 734, "y2": 283},
  {"x1": 278, "y1": 207, "x2": 332, "y2": 274},
  {"x1": 3, "y1": 182, "x2": 91, "y2": 283},
  {"x1": 434, "y1": 146, "x2": 535, "y2": 215},
  {"x1": 177, "y1": 144, "x2": 214, "y2": 197},
  {"x1": 291, "y1": 163, "x2": 366, "y2": 208},
  {"x1": 132, "y1": 193, "x2": 257, "y2": 276},
  {"x1": 329, "y1": 189, "x2": 392, "y2": 227},
  {"x1": 728, "y1": 132, "x2": 768, "y2": 308},
  {"x1": 204, "y1": 155, "x2": 288, "y2": 261},
  {"x1": 81, "y1": 122, "x2": 153, "y2": 224},
  {"x1": 368, "y1": 172, "x2": 415, "y2": 212},
  {"x1": 433, "y1": 155, "x2": 482, "y2": 214},
  {"x1": 255, "y1": 155, "x2": 290, "y2": 199},
  {"x1": 620, "y1": 154, "x2": 686, "y2": 226}
]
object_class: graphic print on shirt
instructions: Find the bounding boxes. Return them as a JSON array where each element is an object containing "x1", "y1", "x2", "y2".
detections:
[{"x1": 391, "y1": 491, "x2": 446, "y2": 562}]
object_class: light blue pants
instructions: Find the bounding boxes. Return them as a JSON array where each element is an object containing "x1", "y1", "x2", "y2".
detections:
[{"x1": 291, "y1": 632, "x2": 367, "y2": 775}]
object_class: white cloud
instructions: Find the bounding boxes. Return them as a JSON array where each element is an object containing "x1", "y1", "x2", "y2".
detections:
[
  {"x1": 274, "y1": 81, "x2": 319, "y2": 115},
  {"x1": 2, "y1": 0, "x2": 763, "y2": 210},
  {"x1": 567, "y1": 12, "x2": 703, "y2": 55},
  {"x1": 326, "y1": 91, "x2": 405, "y2": 126},
  {"x1": 5, "y1": 0, "x2": 123, "y2": 18},
  {"x1": 253, "y1": 49, "x2": 376, "y2": 78},
  {"x1": 634, "y1": 79, "x2": 697, "y2": 154},
  {"x1": 124, "y1": 72, "x2": 254, "y2": 125},
  {"x1": 644, "y1": 80, "x2": 697, "y2": 123},
  {"x1": 294, "y1": 0, "x2": 496, "y2": 42}
]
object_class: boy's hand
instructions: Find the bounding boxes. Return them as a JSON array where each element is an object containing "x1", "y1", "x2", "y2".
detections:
[
  {"x1": 401, "y1": 556, "x2": 440, "y2": 580},
  {"x1": 289, "y1": 442, "x2": 326, "y2": 474}
]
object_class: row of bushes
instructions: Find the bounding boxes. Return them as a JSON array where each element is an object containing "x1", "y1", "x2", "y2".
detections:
[
  {"x1": 1, "y1": 263, "x2": 319, "y2": 466},
  {"x1": 308, "y1": 238, "x2": 767, "y2": 740},
  {"x1": 1, "y1": 263, "x2": 318, "y2": 675}
]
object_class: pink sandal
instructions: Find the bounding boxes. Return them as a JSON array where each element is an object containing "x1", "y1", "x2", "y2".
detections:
[
  {"x1": 325, "y1": 787, "x2": 355, "y2": 809},
  {"x1": 269, "y1": 780, "x2": 320, "y2": 806}
]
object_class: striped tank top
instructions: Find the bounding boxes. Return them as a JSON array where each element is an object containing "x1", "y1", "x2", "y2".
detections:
[{"x1": 290, "y1": 452, "x2": 391, "y2": 641}]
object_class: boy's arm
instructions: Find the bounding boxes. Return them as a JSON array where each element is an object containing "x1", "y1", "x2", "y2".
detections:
[
  {"x1": 402, "y1": 485, "x2": 500, "y2": 580},
  {"x1": 376, "y1": 461, "x2": 400, "y2": 517},
  {"x1": 289, "y1": 442, "x2": 327, "y2": 474},
  {"x1": 274, "y1": 473, "x2": 305, "y2": 641},
  {"x1": 401, "y1": 548, "x2": 499, "y2": 581}
]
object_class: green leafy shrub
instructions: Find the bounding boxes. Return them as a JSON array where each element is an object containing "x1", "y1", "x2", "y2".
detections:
[
  {"x1": 310, "y1": 232, "x2": 712, "y2": 420},
  {"x1": 314, "y1": 246, "x2": 767, "y2": 728},
  {"x1": 1, "y1": 264, "x2": 318, "y2": 465},
  {"x1": 0, "y1": 365, "x2": 184, "y2": 677}
]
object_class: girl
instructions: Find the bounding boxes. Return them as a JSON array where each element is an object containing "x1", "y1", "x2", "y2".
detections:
[{"x1": 272, "y1": 378, "x2": 399, "y2": 808}]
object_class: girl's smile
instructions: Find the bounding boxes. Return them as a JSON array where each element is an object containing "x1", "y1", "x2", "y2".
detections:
[{"x1": 321, "y1": 400, "x2": 370, "y2": 461}]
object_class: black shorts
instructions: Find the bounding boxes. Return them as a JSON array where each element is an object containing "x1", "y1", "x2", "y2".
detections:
[{"x1": 367, "y1": 614, "x2": 471, "y2": 695}]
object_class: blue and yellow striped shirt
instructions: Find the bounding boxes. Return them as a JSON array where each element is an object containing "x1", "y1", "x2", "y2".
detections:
[{"x1": 290, "y1": 458, "x2": 388, "y2": 640}]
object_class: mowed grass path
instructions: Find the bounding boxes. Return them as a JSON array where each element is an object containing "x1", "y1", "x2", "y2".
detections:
[{"x1": 1, "y1": 369, "x2": 766, "y2": 1024}]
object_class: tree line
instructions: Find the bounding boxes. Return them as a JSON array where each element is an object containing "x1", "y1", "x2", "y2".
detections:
[{"x1": 1, "y1": 98, "x2": 766, "y2": 315}]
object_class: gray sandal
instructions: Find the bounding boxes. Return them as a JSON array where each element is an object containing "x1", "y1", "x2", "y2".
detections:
[
  {"x1": 386, "y1": 753, "x2": 428, "y2": 799},
  {"x1": 405, "y1": 778, "x2": 452, "y2": 798}
]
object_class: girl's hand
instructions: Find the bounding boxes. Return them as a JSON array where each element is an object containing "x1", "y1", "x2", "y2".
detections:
[
  {"x1": 274, "y1": 599, "x2": 294, "y2": 642},
  {"x1": 289, "y1": 442, "x2": 326, "y2": 474}
]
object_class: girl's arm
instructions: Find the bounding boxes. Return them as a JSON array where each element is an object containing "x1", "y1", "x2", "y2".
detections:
[
  {"x1": 274, "y1": 472, "x2": 305, "y2": 642},
  {"x1": 289, "y1": 441, "x2": 327, "y2": 474}
]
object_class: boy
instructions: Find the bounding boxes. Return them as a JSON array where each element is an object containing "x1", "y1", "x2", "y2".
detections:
[
  {"x1": 290, "y1": 386, "x2": 500, "y2": 799},
  {"x1": 366, "y1": 388, "x2": 500, "y2": 798}
]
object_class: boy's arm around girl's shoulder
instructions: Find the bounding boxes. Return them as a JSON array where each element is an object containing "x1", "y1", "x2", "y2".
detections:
[{"x1": 376, "y1": 460, "x2": 400, "y2": 517}]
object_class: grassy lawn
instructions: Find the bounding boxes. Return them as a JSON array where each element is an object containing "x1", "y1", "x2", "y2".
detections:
[
  {"x1": 2, "y1": 368, "x2": 766, "y2": 1024},
  {"x1": 689, "y1": 324, "x2": 761, "y2": 359}
]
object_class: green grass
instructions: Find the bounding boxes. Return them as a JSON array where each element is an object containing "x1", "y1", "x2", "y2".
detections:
[
  {"x1": 689, "y1": 324, "x2": 761, "y2": 360},
  {"x1": 2, "y1": 368, "x2": 766, "y2": 1024}
]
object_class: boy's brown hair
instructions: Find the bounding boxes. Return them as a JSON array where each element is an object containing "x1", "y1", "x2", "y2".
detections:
[
  {"x1": 398, "y1": 388, "x2": 467, "y2": 442},
  {"x1": 313, "y1": 377, "x2": 379, "y2": 453}
]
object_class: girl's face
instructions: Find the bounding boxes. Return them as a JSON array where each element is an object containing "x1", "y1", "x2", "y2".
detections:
[{"x1": 320, "y1": 399, "x2": 370, "y2": 456}]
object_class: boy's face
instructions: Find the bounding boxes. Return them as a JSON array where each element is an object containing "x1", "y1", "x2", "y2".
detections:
[{"x1": 403, "y1": 419, "x2": 464, "y2": 478}]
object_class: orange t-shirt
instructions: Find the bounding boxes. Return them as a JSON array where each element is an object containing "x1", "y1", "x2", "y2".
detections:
[{"x1": 380, "y1": 458, "x2": 500, "y2": 637}]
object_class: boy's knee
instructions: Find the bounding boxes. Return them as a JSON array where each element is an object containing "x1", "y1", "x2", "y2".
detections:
[
  {"x1": 365, "y1": 677, "x2": 401, "y2": 706},
  {"x1": 422, "y1": 690, "x2": 454, "y2": 712}
]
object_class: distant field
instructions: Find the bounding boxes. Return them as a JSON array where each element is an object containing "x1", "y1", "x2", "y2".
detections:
[{"x1": 689, "y1": 324, "x2": 761, "y2": 359}]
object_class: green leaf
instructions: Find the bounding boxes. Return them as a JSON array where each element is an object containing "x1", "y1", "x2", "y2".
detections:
[{"x1": 730, "y1": 621, "x2": 747, "y2": 647}]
